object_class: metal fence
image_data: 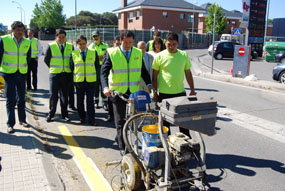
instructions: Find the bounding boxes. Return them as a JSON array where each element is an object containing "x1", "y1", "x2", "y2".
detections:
[
  {"x1": 66, "y1": 28, "x2": 169, "y2": 44},
  {"x1": 66, "y1": 28, "x2": 216, "y2": 49}
]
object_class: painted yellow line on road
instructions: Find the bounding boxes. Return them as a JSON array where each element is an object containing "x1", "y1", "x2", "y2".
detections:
[{"x1": 58, "y1": 125, "x2": 113, "y2": 191}]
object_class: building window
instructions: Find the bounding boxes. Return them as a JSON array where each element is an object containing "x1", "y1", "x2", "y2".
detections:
[
  {"x1": 128, "y1": 12, "x2": 133, "y2": 23},
  {"x1": 232, "y1": 20, "x2": 236, "y2": 25},
  {"x1": 162, "y1": 12, "x2": 168, "y2": 18},
  {"x1": 136, "y1": 11, "x2": 140, "y2": 20},
  {"x1": 118, "y1": 13, "x2": 121, "y2": 19},
  {"x1": 188, "y1": 13, "x2": 194, "y2": 23},
  {"x1": 198, "y1": 18, "x2": 201, "y2": 24},
  {"x1": 227, "y1": 20, "x2": 230, "y2": 24},
  {"x1": 180, "y1": 13, "x2": 185, "y2": 19}
]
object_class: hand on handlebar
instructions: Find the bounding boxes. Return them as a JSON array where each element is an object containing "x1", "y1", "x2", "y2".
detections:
[{"x1": 152, "y1": 91, "x2": 159, "y2": 102}]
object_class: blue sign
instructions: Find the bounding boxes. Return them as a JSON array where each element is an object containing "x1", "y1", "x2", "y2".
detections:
[
  {"x1": 249, "y1": 37, "x2": 264, "y2": 43},
  {"x1": 234, "y1": 28, "x2": 242, "y2": 36},
  {"x1": 0, "y1": 24, "x2": 3, "y2": 31}
]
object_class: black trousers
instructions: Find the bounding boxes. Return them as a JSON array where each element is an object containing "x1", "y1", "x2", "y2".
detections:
[
  {"x1": 158, "y1": 92, "x2": 190, "y2": 137},
  {"x1": 67, "y1": 73, "x2": 75, "y2": 107},
  {"x1": 75, "y1": 81, "x2": 96, "y2": 123},
  {"x1": 48, "y1": 73, "x2": 69, "y2": 118},
  {"x1": 111, "y1": 95, "x2": 128, "y2": 150},
  {"x1": 27, "y1": 58, "x2": 38, "y2": 90},
  {"x1": 94, "y1": 66, "x2": 107, "y2": 105},
  {"x1": 107, "y1": 97, "x2": 113, "y2": 118}
]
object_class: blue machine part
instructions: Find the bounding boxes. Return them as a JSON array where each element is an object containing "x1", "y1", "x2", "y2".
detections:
[{"x1": 130, "y1": 91, "x2": 151, "y2": 112}]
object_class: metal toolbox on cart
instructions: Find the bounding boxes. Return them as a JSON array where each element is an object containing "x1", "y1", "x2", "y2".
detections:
[{"x1": 160, "y1": 96, "x2": 217, "y2": 136}]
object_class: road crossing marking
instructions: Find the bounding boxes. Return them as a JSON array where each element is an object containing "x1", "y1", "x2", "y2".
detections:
[
  {"x1": 218, "y1": 107, "x2": 285, "y2": 144},
  {"x1": 58, "y1": 125, "x2": 113, "y2": 191}
]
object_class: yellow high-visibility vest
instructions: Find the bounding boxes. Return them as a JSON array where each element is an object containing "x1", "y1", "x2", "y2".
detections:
[
  {"x1": 108, "y1": 47, "x2": 142, "y2": 93},
  {"x1": 72, "y1": 49, "x2": 97, "y2": 82},
  {"x1": 31, "y1": 38, "x2": 39, "y2": 58},
  {"x1": 89, "y1": 42, "x2": 109, "y2": 65},
  {"x1": 0, "y1": 35, "x2": 30, "y2": 74},
  {"x1": 148, "y1": 40, "x2": 154, "y2": 51},
  {"x1": 49, "y1": 42, "x2": 72, "y2": 74}
]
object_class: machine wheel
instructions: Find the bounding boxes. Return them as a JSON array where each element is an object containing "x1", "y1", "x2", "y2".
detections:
[
  {"x1": 279, "y1": 71, "x2": 285, "y2": 84},
  {"x1": 121, "y1": 154, "x2": 142, "y2": 190},
  {"x1": 215, "y1": 53, "x2": 223, "y2": 60}
]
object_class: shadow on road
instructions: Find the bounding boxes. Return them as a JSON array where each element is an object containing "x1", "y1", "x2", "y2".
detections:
[
  {"x1": 205, "y1": 153, "x2": 285, "y2": 184},
  {"x1": 186, "y1": 87, "x2": 219, "y2": 92}
]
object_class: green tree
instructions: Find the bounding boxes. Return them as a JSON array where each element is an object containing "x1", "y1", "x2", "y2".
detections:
[
  {"x1": 30, "y1": 0, "x2": 65, "y2": 31},
  {"x1": 101, "y1": 12, "x2": 118, "y2": 25},
  {"x1": 205, "y1": 3, "x2": 227, "y2": 35}
]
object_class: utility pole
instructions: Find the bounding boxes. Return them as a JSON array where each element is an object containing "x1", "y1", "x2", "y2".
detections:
[
  {"x1": 75, "y1": 0, "x2": 77, "y2": 32},
  {"x1": 211, "y1": 12, "x2": 216, "y2": 74},
  {"x1": 264, "y1": 0, "x2": 270, "y2": 46}
]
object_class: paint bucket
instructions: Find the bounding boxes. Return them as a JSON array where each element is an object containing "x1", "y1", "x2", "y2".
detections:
[{"x1": 142, "y1": 124, "x2": 168, "y2": 153}]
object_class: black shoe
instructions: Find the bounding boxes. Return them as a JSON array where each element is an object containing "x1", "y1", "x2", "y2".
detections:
[
  {"x1": 46, "y1": 116, "x2": 52, "y2": 122},
  {"x1": 27, "y1": 88, "x2": 32, "y2": 91},
  {"x1": 80, "y1": 119, "x2": 86, "y2": 124},
  {"x1": 95, "y1": 103, "x2": 99, "y2": 109},
  {"x1": 19, "y1": 121, "x2": 29, "y2": 127},
  {"x1": 106, "y1": 115, "x2": 113, "y2": 122},
  {"x1": 103, "y1": 104, "x2": 108, "y2": 111},
  {"x1": 88, "y1": 121, "x2": 97, "y2": 126},
  {"x1": 69, "y1": 106, "x2": 77, "y2": 111},
  {"x1": 7, "y1": 126, "x2": 15, "y2": 134},
  {"x1": 62, "y1": 116, "x2": 71, "y2": 122}
]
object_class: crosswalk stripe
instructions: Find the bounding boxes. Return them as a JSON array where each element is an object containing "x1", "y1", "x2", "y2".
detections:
[{"x1": 218, "y1": 107, "x2": 285, "y2": 144}]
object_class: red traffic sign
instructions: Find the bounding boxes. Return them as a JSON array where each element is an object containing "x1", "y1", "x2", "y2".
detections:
[
  {"x1": 73, "y1": 21, "x2": 79, "y2": 24},
  {"x1": 238, "y1": 47, "x2": 246, "y2": 56}
]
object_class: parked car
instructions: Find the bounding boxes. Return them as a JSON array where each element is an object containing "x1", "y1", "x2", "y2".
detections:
[
  {"x1": 273, "y1": 62, "x2": 285, "y2": 84},
  {"x1": 210, "y1": 41, "x2": 258, "y2": 60},
  {"x1": 274, "y1": 52, "x2": 285, "y2": 63}
]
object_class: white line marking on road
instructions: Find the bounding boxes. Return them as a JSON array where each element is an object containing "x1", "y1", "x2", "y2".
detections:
[
  {"x1": 218, "y1": 107, "x2": 285, "y2": 144},
  {"x1": 73, "y1": 157, "x2": 94, "y2": 191},
  {"x1": 194, "y1": 75, "x2": 285, "y2": 96},
  {"x1": 88, "y1": 157, "x2": 114, "y2": 191}
]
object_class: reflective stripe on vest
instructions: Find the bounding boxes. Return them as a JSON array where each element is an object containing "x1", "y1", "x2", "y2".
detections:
[
  {"x1": 89, "y1": 42, "x2": 109, "y2": 65},
  {"x1": 49, "y1": 42, "x2": 72, "y2": 74},
  {"x1": 31, "y1": 38, "x2": 39, "y2": 58},
  {"x1": 72, "y1": 49, "x2": 97, "y2": 82},
  {"x1": 108, "y1": 47, "x2": 142, "y2": 93},
  {"x1": 0, "y1": 35, "x2": 30, "y2": 74},
  {"x1": 148, "y1": 40, "x2": 154, "y2": 51}
]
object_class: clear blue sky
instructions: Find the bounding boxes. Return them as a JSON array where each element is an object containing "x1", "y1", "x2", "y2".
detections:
[{"x1": 0, "y1": 0, "x2": 282, "y2": 29}]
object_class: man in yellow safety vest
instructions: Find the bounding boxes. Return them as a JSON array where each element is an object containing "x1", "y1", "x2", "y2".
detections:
[
  {"x1": 89, "y1": 30, "x2": 109, "y2": 110},
  {"x1": 0, "y1": 21, "x2": 31, "y2": 133},
  {"x1": 101, "y1": 30, "x2": 152, "y2": 155},
  {"x1": 27, "y1": 29, "x2": 42, "y2": 91},
  {"x1": 44, "y1": 29, "x2": 74, "y2": 122}
]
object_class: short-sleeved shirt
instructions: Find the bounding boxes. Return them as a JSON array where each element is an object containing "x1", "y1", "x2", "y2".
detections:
[{"x1": 152, "y1": 49, "x2": 191, "y2": 94}]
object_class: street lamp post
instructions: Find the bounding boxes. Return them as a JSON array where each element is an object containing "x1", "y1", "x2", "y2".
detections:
[
  {"x1": 211, "y1": 11, "x2": 216, "y2": 74},
  {"x1": 12, "y1": 1, "x2": 22, "y2": 22},
  {"x1": 17, "y1": 7, "x2": 25, "y2": 25},
  {"x1": 75, "y1": 0, "x2": 77, "y2": 32}
]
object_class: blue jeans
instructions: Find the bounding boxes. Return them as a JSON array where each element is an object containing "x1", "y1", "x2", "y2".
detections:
[{"x1": 3, "y1": 72, "x2": 26, "y2": 127}]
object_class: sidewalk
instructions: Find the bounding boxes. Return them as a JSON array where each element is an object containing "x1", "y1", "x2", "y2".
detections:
[{"x1": 0, "y1": 95, "x2": 54, "y2": 191}]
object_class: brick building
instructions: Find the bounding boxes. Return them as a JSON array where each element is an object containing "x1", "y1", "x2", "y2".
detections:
[
  {"x1": 113, "y1": 0, "x2": 205, "y2": 33},
  {"x1": 114, "y1": 0, "x2": 272, "y2": 36}
]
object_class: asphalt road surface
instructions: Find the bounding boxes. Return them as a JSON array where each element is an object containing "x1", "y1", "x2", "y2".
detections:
[{"x1": 29, "y1": 41, "x2": 284, "y2": 191}]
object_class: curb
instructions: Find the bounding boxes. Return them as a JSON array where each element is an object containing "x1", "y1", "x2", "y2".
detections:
[{"x1": 26, "y1": 93, "x2": 65, "y2": 191}]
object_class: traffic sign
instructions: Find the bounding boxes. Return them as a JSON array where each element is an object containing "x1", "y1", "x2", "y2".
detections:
[
  {"x1": 73, "y1": 21, "x2": 79, "y2": 25},
  {"x1": 0, "y1": 24, "x2": 3, "y2": 31},
  {"x1": 234, "y1": 28, "x2": 242, "y2": 36},
  {"x1": 238, "y1": 47, "x2": 246, "y2": 56}
]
